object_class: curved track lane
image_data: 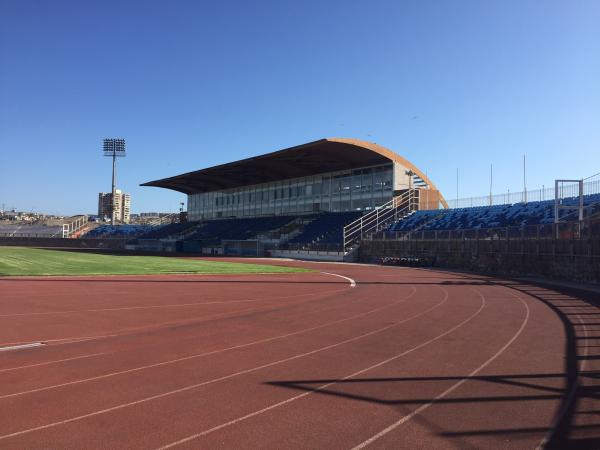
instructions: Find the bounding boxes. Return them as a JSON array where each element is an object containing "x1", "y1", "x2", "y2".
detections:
[{"x1": 0, "y1": 260, "x2": 596, "y2": 449}]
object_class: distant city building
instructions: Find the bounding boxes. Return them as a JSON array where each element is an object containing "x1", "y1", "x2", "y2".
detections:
[
  {"x1": 138, "y1": 212, "x2": 172, "y2": 218},
  {"x1": 98, "y1": 190, "x2": 131, "y2": 223}
]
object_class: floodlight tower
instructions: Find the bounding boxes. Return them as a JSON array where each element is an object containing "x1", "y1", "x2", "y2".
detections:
[{"x1": 103, "y1": 138, "x2": 126, "y2": 225}]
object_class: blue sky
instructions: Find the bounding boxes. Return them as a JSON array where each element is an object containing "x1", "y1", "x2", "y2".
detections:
[{"x1": 1, "y1": 0, "x2": 599, "y2": 215}]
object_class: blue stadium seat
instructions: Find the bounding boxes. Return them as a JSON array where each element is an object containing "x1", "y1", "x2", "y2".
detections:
[
  {"x1": 287, "y1": 211, "x2": 363, "y2": 247},
  {"x1": 185, "y1": 216, "x2": 295, "y2": 243},
  {"x1": 83, "y1": 225, "x2": 156, "y2": 238},
  {"x1": 136, "y1": 222, "x2": 200, "y2": 239},
  {"x1": 387, "y1": 194, "x2": 600, "y2": 232}
]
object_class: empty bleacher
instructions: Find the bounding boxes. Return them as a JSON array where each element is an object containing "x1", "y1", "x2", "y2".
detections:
[
  {"x1": 389, "y1": 194, "x2": 600, "y2": 233},
  {"x1": 186, "y1": 216, "x2": 295, "y2": 244},
  {"x1": 83, "y1": 225, "x2": 156, "y2": 238},
  {"x1": 287, "y1": 211, "x2": 363, "y2": 249},
  {"x1": 136, "y1": 222, "x2": 200, "y2": 240},
  {"x1": 0, "y1": 223, "x2": 63, "y2": 237}
]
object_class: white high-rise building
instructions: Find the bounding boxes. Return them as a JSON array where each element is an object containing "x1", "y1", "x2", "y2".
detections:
[{"x1": 98, "y1": 189, "x2": 131, "y2": 223}]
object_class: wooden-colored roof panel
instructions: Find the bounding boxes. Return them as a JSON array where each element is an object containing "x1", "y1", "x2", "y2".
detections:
[{"x1": 141, "y1": 138, "x2": 447, "y2": 208}]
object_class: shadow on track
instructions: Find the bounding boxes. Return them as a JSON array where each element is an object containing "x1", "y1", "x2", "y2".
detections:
[{"x1": 264, "y1": 280, "x2": 600, "y2": 449}]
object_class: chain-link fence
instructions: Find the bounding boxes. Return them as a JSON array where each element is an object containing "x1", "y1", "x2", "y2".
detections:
[
  {"x1": 367, "y1": 212, "x2": 600, "y2": 263},
  {"x1": 445, "y1": 178, "x2": 600, "y2": 209}
]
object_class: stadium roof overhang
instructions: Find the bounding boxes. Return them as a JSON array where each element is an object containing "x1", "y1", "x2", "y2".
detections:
[{"x1": 142, "y1": 137, "x2": 447, "y2": 207}]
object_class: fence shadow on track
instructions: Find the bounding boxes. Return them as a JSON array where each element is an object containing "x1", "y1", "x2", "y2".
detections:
[{"x1": 263, "y1": 281, "x2": 600, "y2": 449}]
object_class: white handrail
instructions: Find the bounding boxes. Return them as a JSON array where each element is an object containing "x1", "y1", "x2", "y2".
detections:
[{"x1": 343, "y1": 190, "x2": 416, "y2": 251}]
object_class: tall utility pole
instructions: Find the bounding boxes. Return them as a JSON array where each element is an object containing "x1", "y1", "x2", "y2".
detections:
[
  {"x1": 103, "y1": 139, "x2": 126, "y2": 225},
  {"x1": 523, "y1": 154, "x2": 527, "y2": 204},
  {"x1": 456, "y1": 168, "x2": 459, "y2": 208},
  {"x1": 489, "y1": 164, "x2": 493, "y2": 206}
]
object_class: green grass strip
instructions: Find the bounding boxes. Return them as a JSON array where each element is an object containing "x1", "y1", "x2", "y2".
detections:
[{"x1": 0, "y1": 247, "x2": 310, "y2": 276}]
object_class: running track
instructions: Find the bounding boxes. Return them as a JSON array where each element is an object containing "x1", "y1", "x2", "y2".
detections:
[{"x1": 0, "y1": 258, "x2": 599, "y2": 449}]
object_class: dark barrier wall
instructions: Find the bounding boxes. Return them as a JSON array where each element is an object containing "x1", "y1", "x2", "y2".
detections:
[
  {"x1": 0, "y1": 237, "x2": 128, "y2": 250},
  {"x1": 359, "y1": 237, "x2": 600, "y2": 284}
]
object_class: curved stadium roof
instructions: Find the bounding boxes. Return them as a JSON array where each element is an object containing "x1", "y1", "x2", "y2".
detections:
[{"x1": 142, "y1": 138, "x2": 446, "y2": 207}]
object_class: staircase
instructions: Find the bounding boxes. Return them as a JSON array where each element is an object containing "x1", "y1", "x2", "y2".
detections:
[{"x1": 343, "y1": 189, "x2": 417, "y2": 253}]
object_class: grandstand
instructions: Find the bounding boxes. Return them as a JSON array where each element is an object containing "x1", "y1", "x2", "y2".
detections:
[
  {"x1": 83, "y1": 224, "x2": 155, "y2": 238},
  {"x1": 126, "y1": 212, "x2": 367, "y2": 254},
  {"x1": 185, "y1": 216, "x2": 294, "y2": 242},
  {"x1": 286, "y1": 211, "x2": 363, "y2": 250},
  {"x1": 0, "y1": 223, "x2": 64, "y2": 238},
  {"x1": 94, "y1": 139, "x2": 593, "y2": 262},
  {"x1": 136, "y1": 221, "x2": 199, "y2": 240},
  {"x1": 137, "y1": 138, "x2": 445, "y2": 257},
  {"x1": 389, "y1": 193, "x2": 600, "y2": 233},
  {"x1": 0, "y1": 215, "x2": 88, "y2": 238},
  {"x1": 9, "y1": 137, "x2": 591, "y2": 266}
]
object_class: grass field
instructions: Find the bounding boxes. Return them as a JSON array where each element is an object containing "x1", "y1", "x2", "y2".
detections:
[{"x1": 0, "y1": 247, "x2": 310, "y2": 276}]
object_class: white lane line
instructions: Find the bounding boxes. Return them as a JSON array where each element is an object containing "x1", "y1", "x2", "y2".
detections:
[
  {"x1": 0, "y1": 298, "x2": 296, "y2": 318},
  {"x1": 351, "y1": 288, "x2": 530, "y2": 450},
  {"x1": 0, "y1": 353, "x2": 107, "y2": 374},
  {"x1": 321, "y1": 272, "x2": 356, "y2": 287},
  {"x1": 0, "y1": 306, "x2": 267, "y2": 348},
  {"x1": 0, "y1": 285, "x2": 432, "y2": 441},
  {"x1": 0, "y1": 287, "x2": 349, "y2": 348},
  {"x1": 154, "y1": 286, "x2": 482, "y2": 450},
  {"x1": 0, "y1": 282, "x2": 351, "y2": 319},
  {"x1": 0, "y1": 343, "x2": 45, "y2": 352},
  {"x1": 0, "y1": 286, "x2": 417, "y2": 401}
]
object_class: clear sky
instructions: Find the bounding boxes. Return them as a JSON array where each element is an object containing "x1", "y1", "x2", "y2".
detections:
[{"x1": 1, "y1": 0, "x2": 599, "y2": 215}]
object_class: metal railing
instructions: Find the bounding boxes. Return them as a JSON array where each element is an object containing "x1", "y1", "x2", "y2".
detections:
[
  {"x1": 343, "y1": 189, "x2": 417, "y2": 252},
  {"x1": 375, "y1": 210, "x2": 600, "y2": 243},
  {"x1": 62, "y1": 215, "x2": 88, "y2": 238},
  {"x1": 445, "y1": 178, "x2": 600, "y2": 209},
  {"x1": 364, "y1": 216, "x2": 600, "y2": 264},
  {"x1": 146, "y1": 213, "x2": 180, "y2": 226}
]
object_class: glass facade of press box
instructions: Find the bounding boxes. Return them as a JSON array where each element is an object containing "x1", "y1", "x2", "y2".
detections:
[{"x1": 187, "y1": 163, "x2": 393, "y2": 221}]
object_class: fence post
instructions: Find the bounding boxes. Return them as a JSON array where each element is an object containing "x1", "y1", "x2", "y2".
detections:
[
  {"x1": 570, "y1": 222, "x2": 574, "y2": 257},
  {"x1": 588, "y1": 216, "x2": 593, "y2": 260},
  {"x1": 521, "y1": 227, "x2": 525, "y2": 255}
]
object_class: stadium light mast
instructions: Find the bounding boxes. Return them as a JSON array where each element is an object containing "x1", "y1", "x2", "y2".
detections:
[{"x1": 103, "y1": 138, "x2": 126, "y2": 225}]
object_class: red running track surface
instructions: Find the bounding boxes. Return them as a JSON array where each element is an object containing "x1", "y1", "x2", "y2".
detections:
[{"x1": 0, "y1": 258, "x2": 598, "y2": 449}]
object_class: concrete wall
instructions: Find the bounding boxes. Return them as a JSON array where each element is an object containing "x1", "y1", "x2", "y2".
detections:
[
  {"x1": 359, "y1": 237, "x2": 600, "y2": 284},
  {"x1": 0, "y1": 237, "x2": 128, "y2": 250},
  {"x1": 270, "y1": 249, "x2": 344, "y2": 261}
]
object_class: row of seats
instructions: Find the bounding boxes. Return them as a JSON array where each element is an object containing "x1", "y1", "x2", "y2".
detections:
[
  {"x1": 129, "y1": 213, "x2": 363, "y2": 248},
  {"x1": 84, "y1": 225, "x2": 156, "y2": 238},
  {"x1": 0, "y1": 224, "x2": 63, "y2": 237},
  {"x1": 136, "y1": 222, "x2": 200, "y2": 240},
  {"x1": 186, "y1": 216, "x2": 295, "y2": 243},
  {"x1": 287, "y1": 211, "x2": 363, "y2": 246},
  {"x1": 390, "y1": 194, "x2": 600, "y2": 232}
]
